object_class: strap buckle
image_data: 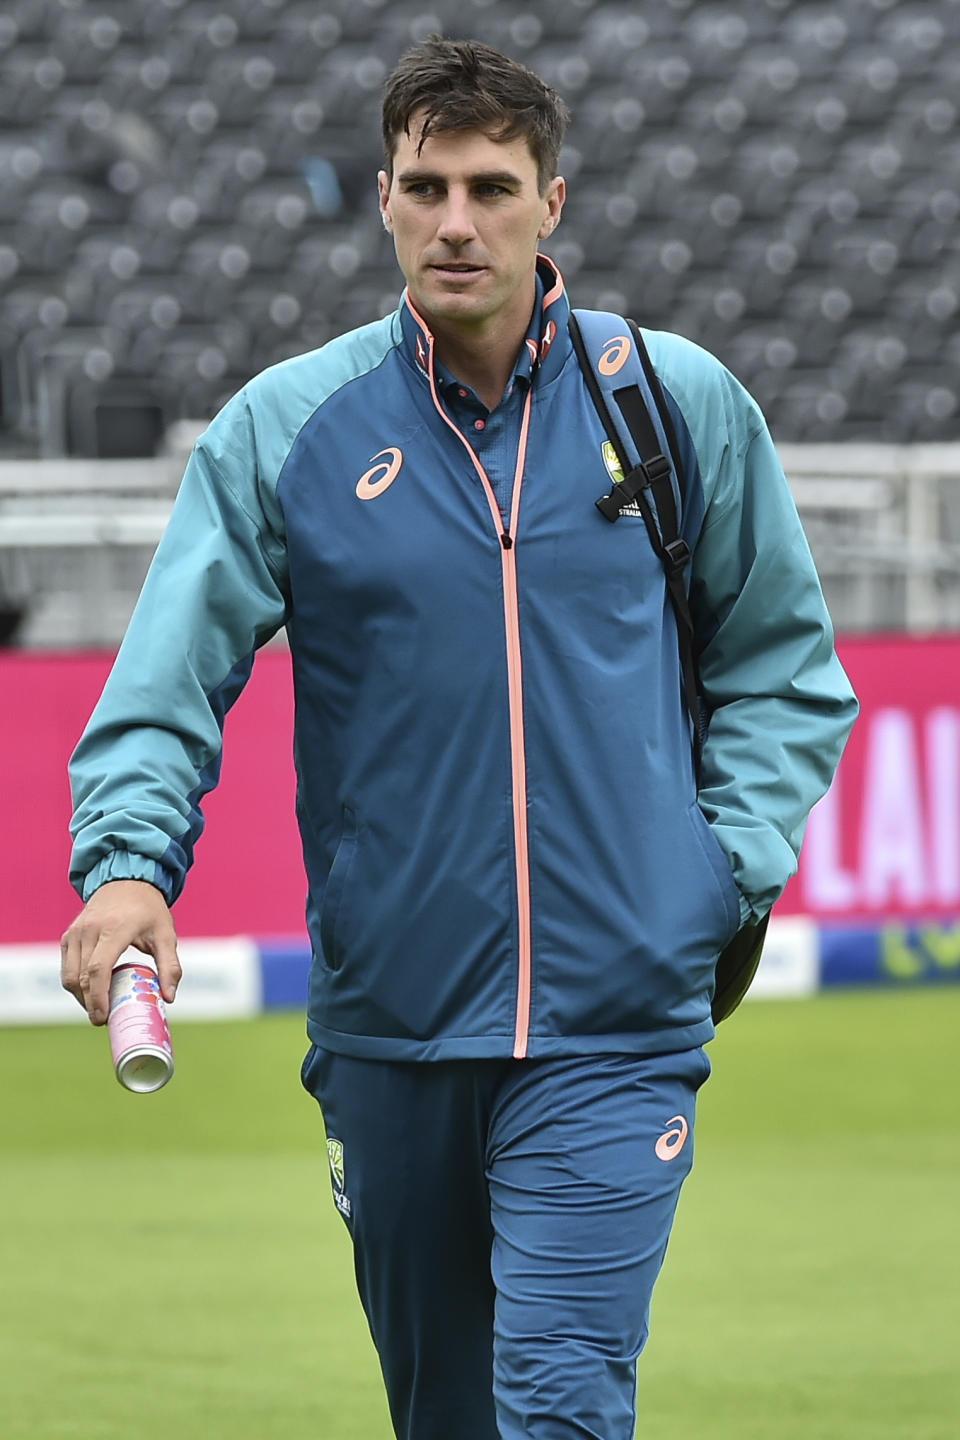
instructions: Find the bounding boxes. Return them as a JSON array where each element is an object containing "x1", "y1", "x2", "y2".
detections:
[
  {"x1": 663, "y1": 537, "x2": 690, "y2": 572},
  {"x1": 595, "y1": 453, "x2": 672, "y2": 523},
  {"x1": 643, "y1": 454, "x2": 672, "y2": 486},
  {"x1": 595, "y1": 491, "x2": 623, "y2": 522}
]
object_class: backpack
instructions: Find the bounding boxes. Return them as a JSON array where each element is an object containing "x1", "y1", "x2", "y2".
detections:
[{"x1": 569, "y1": 310, "x2": 769, "y2": 1023}]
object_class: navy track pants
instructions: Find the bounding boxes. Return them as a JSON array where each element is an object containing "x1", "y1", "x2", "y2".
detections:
[{"x1": 301, "y1": 1046, "x2": 710, "y2": 1440}]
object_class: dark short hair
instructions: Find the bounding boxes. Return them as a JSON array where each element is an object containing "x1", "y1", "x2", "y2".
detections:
[{"x1": 381, "y1": 35, "x2": 570, "y2": 195}]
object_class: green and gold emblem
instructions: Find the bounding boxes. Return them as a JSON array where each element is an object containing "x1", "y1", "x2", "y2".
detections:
[
  {"x1": 602, "y1": 440, "x2": 624, "y2": 485},
  {"x1": 327, "y1": 1137, "x2": 345, "y2": 1191}
]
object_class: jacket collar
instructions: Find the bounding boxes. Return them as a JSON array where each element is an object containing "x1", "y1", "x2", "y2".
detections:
[{"x1": 398, "y1": 254, "x2": 571, "y2": 396}]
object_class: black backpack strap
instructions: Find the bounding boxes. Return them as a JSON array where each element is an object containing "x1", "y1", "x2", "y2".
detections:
[
  {"x1": 571, "y1": 309, "x2": 771, "y2": 1022},
  {"x1": 567, "y1": 313, "x2": 665, "y2": 523},
  {"x1": 626, "y1": 318, "x2": 686, "y2": 518},
  {"x1": 569, "y1": 310, "x2": 703, "y2": 783}
]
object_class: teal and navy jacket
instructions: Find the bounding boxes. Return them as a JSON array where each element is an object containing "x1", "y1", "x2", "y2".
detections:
[{"x1": 70, "y1": 257, "x2": 858, "y2": 1060}]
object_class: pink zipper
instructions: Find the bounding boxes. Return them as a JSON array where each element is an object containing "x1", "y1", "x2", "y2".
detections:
[
  {"x1": 407, "y1": 299, "x2": 534, "y2": 1058},
  {"x1": 501, "y1": 396, "x2": 533, "y2": 1058}
]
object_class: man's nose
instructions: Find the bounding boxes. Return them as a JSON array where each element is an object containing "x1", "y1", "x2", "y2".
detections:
[{"x1": 436, "y1": 189, "x2": 477, "y2": 245}]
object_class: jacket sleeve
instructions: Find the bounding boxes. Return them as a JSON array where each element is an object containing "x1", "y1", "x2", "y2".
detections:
[
  {"x1": 69, "y1": 389, "x2": 290, "y2": 904},
  {"x1": 687, "y1": 382, "x2": 859, "y2": 924}
]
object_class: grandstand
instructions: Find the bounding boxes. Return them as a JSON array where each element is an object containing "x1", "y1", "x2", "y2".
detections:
[{"x1": 0, "y1": 0, "x2": 959, "y2": 643}]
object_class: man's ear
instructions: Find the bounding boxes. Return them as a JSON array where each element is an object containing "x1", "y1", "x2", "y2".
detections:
[
  {"x1": 378, "y1": 170, "x2": 393, "y2": 233},
  {"x1": 538, "y1": 175, "x2": 565, "y2": 239}
]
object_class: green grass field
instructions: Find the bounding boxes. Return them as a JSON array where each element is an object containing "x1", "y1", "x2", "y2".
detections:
[{"x1": 2, "y1": 990, "x2": 958, "y2": 1439}]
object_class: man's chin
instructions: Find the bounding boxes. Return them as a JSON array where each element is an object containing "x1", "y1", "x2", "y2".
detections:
[{"x1": 415, "y1": 285, "x2": 492, "y2": 326}]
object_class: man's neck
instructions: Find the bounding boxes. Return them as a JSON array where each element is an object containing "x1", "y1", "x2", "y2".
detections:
[
  {"x1": 432, "y1": 325, "x2": 523, "y2": 411},
  {"x1": 419, "y1": 277, "x2": 540, "y2": 412}
]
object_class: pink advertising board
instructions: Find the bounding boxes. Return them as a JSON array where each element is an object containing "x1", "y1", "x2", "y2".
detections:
[
  {"x1": 2, "y1": 636, "x2": 959, "y2": 944},
  {"x1": 2, "y1": 647, "x2": 301, "y2": 944},
  {"x1": 779, "y1": 635, "x2": 960, "y2": 922}
]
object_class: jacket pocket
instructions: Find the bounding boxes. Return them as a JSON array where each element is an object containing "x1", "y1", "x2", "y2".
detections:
[
  {"x1": 300, "y1": 1042, "x2": 319, "y2": 1092},
  {"x1": 319, "y1": 809, "x2": 358, "y2": 972},
  {"x1": 686, "y1": 801, "x2": 742, "y2": 951}
]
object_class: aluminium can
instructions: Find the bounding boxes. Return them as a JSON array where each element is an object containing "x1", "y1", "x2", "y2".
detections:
[{"x1": 107, "y1": 959, "x2": 175, "y2": 1093}]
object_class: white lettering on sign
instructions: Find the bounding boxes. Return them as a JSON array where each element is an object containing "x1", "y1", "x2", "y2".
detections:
[
  {"x1": 801, "y1": 706, "x2": 960, "y2": 913},
  {"x1": 860, "y1": 709, "x2": 927, "y2": 906},
  {"x1": 928, "y1": 708, "x2": 960, "y2": 905}
]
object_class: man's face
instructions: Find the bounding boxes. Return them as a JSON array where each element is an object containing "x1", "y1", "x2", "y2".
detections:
[{"x1": 378, "y1": 117, "x2": 564, "y2": 339}]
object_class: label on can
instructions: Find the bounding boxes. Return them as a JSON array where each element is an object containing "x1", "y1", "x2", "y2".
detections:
[{"x1": 108, "y1": 962, "x2": 175, "y2": 1093}]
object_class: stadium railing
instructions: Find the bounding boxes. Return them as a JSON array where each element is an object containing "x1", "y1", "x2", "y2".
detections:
[{"x1": 1, "y1": 440, "x2": 959, "y2": 646}]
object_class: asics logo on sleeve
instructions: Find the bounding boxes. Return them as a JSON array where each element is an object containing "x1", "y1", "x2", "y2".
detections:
[
  {"x1": 655, "y1": 1114, "x2": 689, "y2": 1161},
  {"x1": 356, "y1": 447, "x2": 403, "y2": 500},
  {"x1": 598, "y1": 334, "x2": 631, "y2": 376}
]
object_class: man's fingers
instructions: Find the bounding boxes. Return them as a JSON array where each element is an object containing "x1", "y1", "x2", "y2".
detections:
[
  {"x1": 150, "y1": 935, "x2": 182, "y2": 1006},
  {"x1": 80, "y1": 934, "x2": 126, "y2": 1026},
  {"x1": 60, "y1": 921, "x2": 121, "y2": 1025},
  {"x1": 59, "y1": 929, "x2": 84, "y2": 1008}
]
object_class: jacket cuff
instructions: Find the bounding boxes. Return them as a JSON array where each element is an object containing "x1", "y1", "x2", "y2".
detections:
[{"x1": 81, "y1": 852, "x2": 176, "y2": 905}]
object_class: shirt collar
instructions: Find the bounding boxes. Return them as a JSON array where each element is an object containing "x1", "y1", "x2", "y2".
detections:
[{"x1": 398, "y1": 254, "x2": 571, "y2": 399}]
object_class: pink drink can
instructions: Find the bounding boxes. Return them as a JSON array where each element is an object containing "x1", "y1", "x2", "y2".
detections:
[{"x1": 107, "y1": 959, "x2": 175, "y2": 1093}]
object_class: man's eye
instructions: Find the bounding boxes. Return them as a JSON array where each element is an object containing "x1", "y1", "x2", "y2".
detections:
[
  {"x1": 477, "y1": 184, "x2": 508, "y2": 197},
  {"x1": 406, "y1": 183, "x2": 436, "y2": 198}
]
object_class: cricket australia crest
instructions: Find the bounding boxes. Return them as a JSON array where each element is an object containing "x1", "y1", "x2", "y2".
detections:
[
  {"x1": 326, "y1": 1137, "x2": 352, "y2": 1218},
  {"x1": 601, "y1": 441, "x2": 644, "y2": 517}
]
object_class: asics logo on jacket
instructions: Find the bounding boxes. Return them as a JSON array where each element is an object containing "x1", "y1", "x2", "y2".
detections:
[{"x1": 356, "y1": 448, "x2": 404, "y2": 501}]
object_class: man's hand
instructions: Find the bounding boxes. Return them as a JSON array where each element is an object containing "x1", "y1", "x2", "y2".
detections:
[{"x1": 60, "y1": 880, "x2": 181, "y2": 1026}]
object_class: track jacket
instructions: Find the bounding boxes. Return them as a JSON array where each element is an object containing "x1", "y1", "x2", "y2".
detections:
[{"x1": 69, "y1": 257, "x2": 858, "y2": 1060}]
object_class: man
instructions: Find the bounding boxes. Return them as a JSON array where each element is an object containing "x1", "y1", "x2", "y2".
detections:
[{"x1": 62, "y1": 36, "x2": 857, "y2": 1440}]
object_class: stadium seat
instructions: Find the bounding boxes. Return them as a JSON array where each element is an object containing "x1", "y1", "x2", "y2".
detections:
[
  {"x1": 15, "y1": 326, "x2": 121, "y2": 453},
  {"x1": 64, "y1": 375, "x2": 169, "y2": 458},
  {"x1": 4, "y1": 0, "x2": 46, "y2": 43},
  {"x1": 0, "y1": 0, "x2": 956, "y2": 449}
]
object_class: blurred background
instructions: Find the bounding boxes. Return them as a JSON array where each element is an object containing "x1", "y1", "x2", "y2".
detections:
[
  {"x1": 2, "y1": 0, "x2": 958, "y2": 994},
  {"x1": 0, "y1": 0, "x2": 959, "y2": 646}
]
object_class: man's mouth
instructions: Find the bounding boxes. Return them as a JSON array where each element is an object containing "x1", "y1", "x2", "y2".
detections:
[{"x1": 431, "y1": 262, "x2": 486, "y2": 276}]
